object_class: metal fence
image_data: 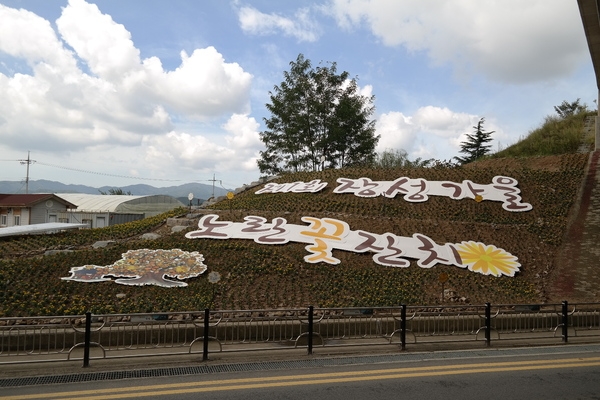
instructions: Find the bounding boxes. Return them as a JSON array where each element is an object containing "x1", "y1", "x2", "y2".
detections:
[{"x1": 1, "y1": 301, "x2": 599, "y2": 366}]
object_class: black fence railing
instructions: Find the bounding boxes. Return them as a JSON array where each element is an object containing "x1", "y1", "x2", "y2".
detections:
[{"x1": 1, "y1": 301, "x2": 599, "y2": 367}]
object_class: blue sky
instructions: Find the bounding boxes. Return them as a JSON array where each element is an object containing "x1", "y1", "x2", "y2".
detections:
[{"x1": 0, "y1": 0, "x2": 595, "y2": 190}]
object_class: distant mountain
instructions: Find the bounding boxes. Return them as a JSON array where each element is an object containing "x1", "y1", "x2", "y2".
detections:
[{"x1": 0, "y1": 179, "x2": 230, "y2": 201}]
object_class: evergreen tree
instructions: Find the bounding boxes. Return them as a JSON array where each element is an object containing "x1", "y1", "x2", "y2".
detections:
[
  {"x1": 258, "y1": 54, "x2": 378, "y2": 175},
  {"x1": 98, "y1": 188, "x2": 132, "y2": 195},
  {"x1": 455, "y1": 118, "x2": 494, "y2": 164},
  {"x1": 554, "y1": 98, "x2": 587, "y2": 119}
]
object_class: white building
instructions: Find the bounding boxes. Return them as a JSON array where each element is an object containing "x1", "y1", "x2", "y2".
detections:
[{"x1": 55, "y1": 194, "x2": 185, "y2": 228}]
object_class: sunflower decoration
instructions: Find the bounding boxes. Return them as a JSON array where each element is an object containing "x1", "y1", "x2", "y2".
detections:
[{"x1": 455, "y1": 241, "x2": 520, "y2": 277}]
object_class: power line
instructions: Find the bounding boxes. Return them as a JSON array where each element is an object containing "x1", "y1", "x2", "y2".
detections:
[
  {"x1": 5, "y1": 154, "x2": 234, "y2": 186},
  {"x1": 34, "y1": 161, "x2": 182, "y2": 182}
]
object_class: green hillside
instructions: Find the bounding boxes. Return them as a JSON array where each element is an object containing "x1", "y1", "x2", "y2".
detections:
[
  {"x1": 0, "y1": 113, "x2": 592, "y2": 316},
  {"x1": 0, "y1": 114, "x2": 594, "y2": 317},
  {"x1": 494, "y1": 111, "x2": 595, "y2": 157}
]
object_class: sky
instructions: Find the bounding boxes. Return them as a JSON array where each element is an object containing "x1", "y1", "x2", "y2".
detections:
[{"x1": 0, "y1": 0, "x2": 596, "y2": 191}]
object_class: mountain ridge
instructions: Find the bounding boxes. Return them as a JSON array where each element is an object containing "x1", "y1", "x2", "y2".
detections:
[{"x1": 0, "y1": 179, "x2": 230, "y2": 201}]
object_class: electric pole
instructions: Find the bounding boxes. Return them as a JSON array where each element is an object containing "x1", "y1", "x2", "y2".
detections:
[
  {"x1": 208, "y1": 173, "x2": 217, "y2": 199},
  {"x1": 18, "y1": 151, "x2": 35, "y2": 194},
  {"x1": 206, "y1": 174, "x2": 223, "y2": 200}
]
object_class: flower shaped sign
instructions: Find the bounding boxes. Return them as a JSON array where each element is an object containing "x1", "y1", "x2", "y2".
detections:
[
  {"x1": 455, "y1": 241, "x2": 520, "y2": 277},
  {"x1": 62, "y1": 248, "x2": 207, "y2": 287}
]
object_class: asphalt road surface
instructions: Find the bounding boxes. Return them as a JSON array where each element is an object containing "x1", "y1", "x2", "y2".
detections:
[{"x1": 2, "y1": 346, "x2": 600, "y2": 399}]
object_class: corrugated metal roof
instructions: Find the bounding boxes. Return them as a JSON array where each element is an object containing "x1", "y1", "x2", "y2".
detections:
[
  {"x1": 55, "y1": 194, "x2": 185, "y2": 216},
  {"x1": 56, "y1": 194, "x2": 146, "y2": 212},
  {"x1": 0, "y1": 223, "x2": 88, "y2": 237}
]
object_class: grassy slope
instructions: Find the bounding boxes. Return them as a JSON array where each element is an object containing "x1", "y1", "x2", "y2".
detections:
[
  {"x1": 494, "y1": 111, "x2": 595, "y2": 157},
  {"x1": 0, "y1": 114, "x2": 593, "y2": 316}
]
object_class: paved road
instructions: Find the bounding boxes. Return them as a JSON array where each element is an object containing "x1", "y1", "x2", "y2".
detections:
[{"x1": 2, "y1": 345, "x2": 600, "y2": 399}]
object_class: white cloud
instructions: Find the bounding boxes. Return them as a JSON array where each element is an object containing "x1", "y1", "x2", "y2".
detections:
[
  {"x1": 412, "y1": 106, "x2": 474, "y2": 138},
  {"x1": 223, "y1": 113, "x2": 262, "y2": 150},
  {"x1": 376, "y1": 106, "x2": 486, "y2": 161},
  {"x1": 376, "y1": 111, "x2": 416, "y2": 152},
  {"x1": 159, "y1": 48, "x2": 252, "y2": 117},
  {"x1": 329, "y1": 0, "x2": 588, "y2": 83},
  {"x1": 56, "y1": 0, "x2": 141, "y2": 81},
  {"x1": 0, "y1": 4, "x2": 78, "y2": 73},
  {"x1": 143, "y1": 131, "x2": 233, "y2": 172},
  {"x1": 223, "y1": 114, "x2": 263, "y2": 171},
  {"x1": 141, "y1": 113, "x2": 262, "y2": 176},
  {"x1": 0, "y1": 0, "x2": 253, "y2": 155},
  {"x1": 237, "y1": 5, "x2": 321, "y2": 42},
  {"x1": 355, "y1": 82, "x2": 373, "y2": 98}
]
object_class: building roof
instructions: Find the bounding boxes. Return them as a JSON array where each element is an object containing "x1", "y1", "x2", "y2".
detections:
[
  {"x1": 56, "y1": 194, "x2": 185, "y2": 215},
  {"x1": 578, "y1": 0, "x2": 600, "y2": 89},
  {"x1": 56, "y1": 194, "x2": 146, "y2": 212},
  {"x1": 0, "y1": 223, "x2": 88, "y2": 237},
  {"x1": 0, "y1": 194, "x2": 77, "y2": 209}
]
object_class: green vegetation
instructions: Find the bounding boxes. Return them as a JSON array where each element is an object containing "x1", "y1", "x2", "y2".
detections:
[
  {"x1": 494, "y1": 110, "x2": 595, "y2": 158},
  {"x1": 0, "y1": 152, "x2": 589, "y2": 316},
  {"x1": 373, "y1": 148, "x2": 434, "y2": 169},
  {"x1": 455, "y1": 118, "x2": 494, "y2": 164},
  {"x1": 258, "y1": 54, "x2": 378, "y2": 175},
  {"x1": 0, "y1": 105, "x2": 596, "y2": 317},
  {"x1": 99, "y1": 188, "x2": 133, "y2": 195},
  {"x1": 554, "y1": 98, "x2": 588, "y2": 119}
]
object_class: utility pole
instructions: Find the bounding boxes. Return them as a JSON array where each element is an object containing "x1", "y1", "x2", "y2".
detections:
[
  {"x1": 209, "y1": 173, "x2": 216, "y2": 199},
  {"x1": 18, "y1": 151, "x2": 35, "y2": 194},
  {"x1": 207, "y1": 173, "x2": 223, "y2": 200},
  {"x1": 203, "y1": 174, "x2": 223, "y2": 201}
]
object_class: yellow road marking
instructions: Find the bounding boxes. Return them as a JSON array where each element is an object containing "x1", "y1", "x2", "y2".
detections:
[{"x1": 3, "y1": 356, "x2": 600, "y2": 400}]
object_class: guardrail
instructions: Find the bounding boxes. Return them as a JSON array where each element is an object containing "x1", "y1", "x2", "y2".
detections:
[{"x1": 1, "y1": 301, "x2": 599, "y2": 366}]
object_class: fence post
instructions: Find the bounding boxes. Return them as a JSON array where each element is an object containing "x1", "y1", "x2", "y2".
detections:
[
  {"x1": 400, "y1": 304, "x2": 406, "y2": 351},
  {"x1": 562, "y1": 301, "x2": 569, "y2": 343},
  {"x1": 203, "y1": 308, "x2": 210, "y2": 361},
  {"x1": 83, "y1": 312, "x2": 91, "y2": 368},
  {"x1": 485, "y1": 303, "x2": 491, "y2": 347},
  {"x1": 307, "y1": 305, "x2": 314, "y2": 355}
]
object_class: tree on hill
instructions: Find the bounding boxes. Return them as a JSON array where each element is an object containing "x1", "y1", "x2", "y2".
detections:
[
  {"x1": 554, "y1": 98, "x2": 588, "y2": 119},
  {"x1": 454, "y1": 118, "x2": 494, "y2": 165},
  {"x1": 257, "y1": 54, "x2": 379, "y2": 175},
  {"x1": 99, "y1": 188, "x2": 133, "y2": 195},
  {"x1": 374, "y1": 148, "x2": 434, "y2": 169}
]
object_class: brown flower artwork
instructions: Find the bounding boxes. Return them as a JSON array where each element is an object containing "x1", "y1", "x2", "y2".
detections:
[{"x1": 62, "y1": 249, "x2": 207, "y2": 287}]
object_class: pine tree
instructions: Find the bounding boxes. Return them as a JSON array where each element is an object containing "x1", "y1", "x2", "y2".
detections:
[{"x1": 455, "y1": 118, "x2": 494, "y2": 164}]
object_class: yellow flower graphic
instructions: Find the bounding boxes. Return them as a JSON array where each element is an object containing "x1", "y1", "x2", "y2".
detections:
[{"x1": 455, "y1": 241, "x2": 520, "y2": 277}]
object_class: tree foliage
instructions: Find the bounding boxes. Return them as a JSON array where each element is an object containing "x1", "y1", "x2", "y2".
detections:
[
  {"x1": 554, "y1": 98, "x2": 588, "y2": 119},
  {"x1": 374, "y1": 148, "x2": 434, "y2": 169},
  {"x1": 455, "y1": 118, "x2": 494, "y2": 165},
  {"x1": 99, "y1": 188, "x2": 133, "y2": 195},
  {"x1": 258, "y1": 54, "x2": 379, "y2": 175}
]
